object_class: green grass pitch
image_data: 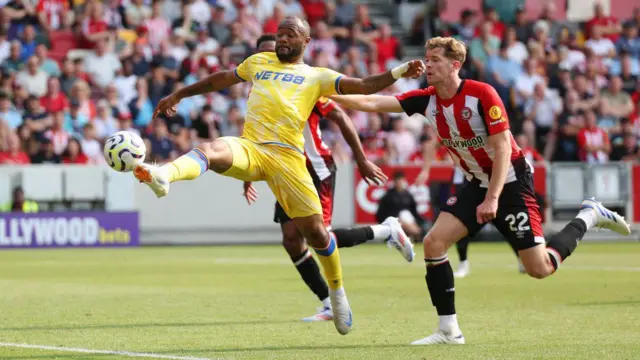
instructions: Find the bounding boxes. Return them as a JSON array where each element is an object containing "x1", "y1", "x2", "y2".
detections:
[{"x1": 0, "y1": 242, "x2": 639, "y2": 360}]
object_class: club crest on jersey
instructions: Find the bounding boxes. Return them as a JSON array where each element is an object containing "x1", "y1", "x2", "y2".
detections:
[
  {"x1": 447, "y1": 196, "x2": 457, "y2": 206},
  {"x1": 489, "y1": 106, "x2": 502, "y2": 120},
  {"x1": 461, "y1": 107, "x2": 472, "y2": 120}
]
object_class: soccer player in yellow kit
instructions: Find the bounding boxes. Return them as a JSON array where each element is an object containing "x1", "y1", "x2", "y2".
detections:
[{"x1": 133, "y1": 16, "x2": 424, "y2": 335}]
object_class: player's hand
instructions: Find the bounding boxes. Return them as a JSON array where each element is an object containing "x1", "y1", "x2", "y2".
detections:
[
  {"x1": 415, "y1": 169, "x2": 430, "y2": 185},
  {"x1": 243, "y1": 181, "x2": 258, "y2": 205},
  {"x1": 153, "y1": 93, "x2": 180, "y2": 119},
  {"x1": 402, "y1": 60, "x2": 426, "y2": 79},
  {"x1": 357, "y1": 159, "x2": 387, "y2": 186},
  {"x1": 476, "y1": 197, "x2": 498, "y2": 224}
]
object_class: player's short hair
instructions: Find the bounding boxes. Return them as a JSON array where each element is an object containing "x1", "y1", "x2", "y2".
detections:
[
  {"x1": 425, "y1": 37, "x2": 467, "y2": 64},
  {"x1": 256, "y1": 34, "x2": 276, "y2": 49}
]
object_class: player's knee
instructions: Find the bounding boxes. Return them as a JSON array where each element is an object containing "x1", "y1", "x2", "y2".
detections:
[
  {"x1": 300, "y1": 221, "x2": 329, "y2": 248},
  {"x1": 198, "y1": 139, "x2": 232, "y2": 171},
  {"x1": 526, "y1": 265, "x2": 553, "y2": 279},
  {"x1": 423, "y1": 232, "x2": 447, "y2": 259},
  {"x1": 281, "y1": 228, "x2": 305, "y2": 256}
]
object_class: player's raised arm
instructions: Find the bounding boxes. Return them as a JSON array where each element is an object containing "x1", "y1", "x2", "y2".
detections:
[
  {"x1": 337, "y1": 60, "x2": 425, "y2": 95},
  {"x1": 325, "y1": 103, "x2": 387, "y2": 185},
  {"x1": 329, "y1": 95, "x2": 404, "y2": 113}
]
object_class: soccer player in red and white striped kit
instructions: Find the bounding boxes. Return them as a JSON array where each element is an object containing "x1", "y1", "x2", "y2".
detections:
[{"x1": 332, "y1": 37, "x2": 631, "y2": 344}]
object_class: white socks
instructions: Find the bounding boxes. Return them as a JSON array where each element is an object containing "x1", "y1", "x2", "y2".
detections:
[
  {"x1": 321, "y1": 297, "x2": 331, "y2": 309},
  {"x1": 576, "y1": 208, "x2": 597, "y2": 230},
  {"x1": 439, "y1": 314, "x2": 462, "y2": 336},
  {"x1": 371, "y1": 224, "x2": 391, "y2": 240}
]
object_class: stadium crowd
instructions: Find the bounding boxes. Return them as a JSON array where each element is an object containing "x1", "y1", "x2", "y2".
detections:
[{"x1": 0, "y1": 0, "x2": 640, "y2": 167}]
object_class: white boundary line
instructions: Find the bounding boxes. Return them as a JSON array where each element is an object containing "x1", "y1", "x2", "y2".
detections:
[{"x1": 0, "y1": 342, "x2": 215, "y2": 360}]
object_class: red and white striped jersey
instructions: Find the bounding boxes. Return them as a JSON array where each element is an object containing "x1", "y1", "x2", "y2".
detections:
[
  {"x1": 396, "y1": 79, "x2": 530, "y2": 187},
  {"x1": 303, "y1": 97, "x2": 336, "y2": 181}
]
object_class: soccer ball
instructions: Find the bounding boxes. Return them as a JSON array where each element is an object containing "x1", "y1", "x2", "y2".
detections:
[{"x1": 103, "y1": 131, "x2": 146, "y2": 172}]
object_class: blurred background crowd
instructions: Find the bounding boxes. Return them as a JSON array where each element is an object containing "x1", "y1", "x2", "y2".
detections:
[{"x1": 0, "y1": 0, "x2": 639, "y2": 167}]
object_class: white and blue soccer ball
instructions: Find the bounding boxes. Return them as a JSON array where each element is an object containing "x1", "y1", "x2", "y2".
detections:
[{"x1": 103, "y1": 131, "x2": 146, "y2": 172}]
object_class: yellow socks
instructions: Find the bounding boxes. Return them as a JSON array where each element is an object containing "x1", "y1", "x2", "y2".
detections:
[
  {"x1": 163, "y1": 149, "x2": 209, "y2": 183},
  {"x1": 313, "y1": 233, "x2": 343, "y2": 290}
]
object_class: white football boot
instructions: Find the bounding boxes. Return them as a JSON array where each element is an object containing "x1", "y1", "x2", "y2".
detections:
[
  {"x1": 580, "y1": 197, "x2": 631, "y2": 235},
  {"x1": 453, "y1": 260, "x2": 470, "y2": 278},
  {"x1": 383, "y1": 217, "x2": 415, "y2": 262},
  {"x1": 329, "y1": 287, "x2": 352, "y2": 335},
  {"x1": 133, "y1": 163, "x2": 170, "y2": 198},
  {"x1": 411, "y1": 331, "x2": 466, "y2": 345},
  {"x1": 301, "y1": 306, "x2": 333, "y2": 322}
]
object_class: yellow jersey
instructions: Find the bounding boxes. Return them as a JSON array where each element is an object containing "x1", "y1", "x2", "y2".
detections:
[{"x1": 233, "y1": 52, "x2": 344, "y2": 152}]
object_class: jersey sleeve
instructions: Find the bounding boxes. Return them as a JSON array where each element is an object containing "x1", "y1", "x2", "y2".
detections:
[
  {"x1": 480, "y1": 84, "x2": 510, "y2": 135},
  {"x1": 233, "y1": 54, "x2": 255, "y2": 83},
  {"x1": 317, "y1": 68, "x2": 345, "y2": 96},
  {"x1": 314, "y1": 97, "x2": 337, "y2": 116},
  {"x1": 395, "y1": 89, "x2": 430, "y2": 117}
]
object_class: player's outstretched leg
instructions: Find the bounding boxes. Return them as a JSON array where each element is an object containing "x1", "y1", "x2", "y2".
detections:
[
  {"x1": 333, "y1": 217, "x2": 415, "y2": 262},
  {"x1": 520, "y1": 197, "x2": 630, "y2": 279},
  {"x1": 293, "y1": 215, "x2": 352, "y2": 335},
  {"x1": 134, "y1": 140, "x2": 232, "y2": 197},
  {"x1": 280, "y1": 220, "x2": 333, "y2": 322},
  {"x1": 412, "y1": 212, "x2": 468, "y2": 346},
  {"x1": 453, "y1": 236, "x2": 470, "y2": 278}
]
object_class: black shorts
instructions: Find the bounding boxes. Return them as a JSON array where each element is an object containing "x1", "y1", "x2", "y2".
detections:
[
  {"x1": 274, "y1": 164, "x2": 336, "y2": 227},
  {"x1": 442, "y1": 170, "x2": 544, "y2": 251}
]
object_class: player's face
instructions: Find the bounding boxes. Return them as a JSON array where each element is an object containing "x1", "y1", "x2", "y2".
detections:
[
  {"x1": 424, "y1": 47, "x2": 458, "y2": 85},
  {"x1": 275, "y1": 24, "x2": 309, "y2": 63}
]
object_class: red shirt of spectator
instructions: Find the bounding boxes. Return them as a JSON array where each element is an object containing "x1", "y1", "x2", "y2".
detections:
[
  {"x1": 40, "y1": 78, "x2": 69, "y2": 113},
  {"x1": 36, "y1": 0, "x2": 69, "y2": 31},
  {"x1": 474, "y1": 8, "x2": 505, "y2": 39},
  {"x1": 522, "y1": 146, "x2": 544, "y2": 163},
  {"x1": 585, "y1": 3, "x2": 620, "y2": 42},
  {"x1": 63, "y1": 153, "x2": 89, "y2": 164},
  {"x1": 374, "y1": 23, "x2": 400, "y2": 70},
  {"x1": 630, "y1": 89, "x2": 640, "y2": 123},
  {"x1": 80, "y1": 2, "x2": 109, "y2": 49},
  {"x1": 577, "y1": 111, "x2": 611, "y2": 163},
  {"x1": 0, "y1": 135, "x2": 30, "y2": 164},
  {"x1": 300, "y1": 0, "x2": 326, "y2": 27},
  {"x1": 263, "y1": 4, "x2": 285, "y2": 34}
]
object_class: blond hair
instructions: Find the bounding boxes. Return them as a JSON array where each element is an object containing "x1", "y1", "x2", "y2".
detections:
[{"x1": 425, "y1": 37, "x2": 467, "y2": 64}]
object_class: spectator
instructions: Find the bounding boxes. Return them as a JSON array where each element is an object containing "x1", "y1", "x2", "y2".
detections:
[
  {"x1": 62, "y1": 137, "x2": 89, "y2": 164},
  {"x1": 504, "y1": 26, "x2": 528, "y2": 65},
  {"x1": 144, "y1": 0, "x2": 171, "y2": 52},
  {"x1": 573, "y1": 74, "x2": 600, "y2": 112},
  {"x1": 334, "y1": 0, "x2": 356, "y2": 27},
  {"x1": 305, "y1": 21, "x2": 339, "y2": 67},
  {"x1": 155, "y1": 41, "x2": 179, "y2": 80},
  {"x1": 353, "y1": 4, "x2": 378, "y2": 38},
  {"x1": 237, "y1": 6, "x2": 262, "y2": 46},
  {"x1": 190, "y1": 104, "x2": 220, "y2": 142},
  {"x1": 167, "y1": 30, "x2": 190, "y2": 65},
  {"x1": 125, "y1": 0, "x2": 151, "y2": 29},
  {"x1": 610, "y1": 120, "x2": 640, "y2": 161},
  {"x1": 548, "y1": 64, "x2": 573, "y2": 102},
  {"x1": 585, "y1": 25, "x2": 616, "y2": 60},
  {"x1": 31, "y1": 137, "x2": 61, "y2": 164},
  {"x1": 104, "y1": 0, "x2": 125, "y2": 29},
  {"x1": 35, "y1": 44, "x2": 61, "y2": 77},
  {"x1": 0, "y1": 91, "x2": 22, "y2": 130},
  {"x1": 93, "y1": 99, "x2": 118, "y2": 139},
  {"x1": 80, "y1": 1, "x2": 111, "y2": 49},
  {"x1": 35, "y1": 0, "x2": 71, "y2": 32},
  {"x1": 0, "y1": 132, "x2": 30, "y2": 164},
  {"x1": 557, "y1": 43, "x2": 587, "y2": 73},
  {"x1": 301, "y1": 0, "x2": 327, "y2": 28},
  {"x1": 486, "y1": 42, "x2": 522, "y2": 102},
  {"x1": 341, "y1": 46, "x2": 367, "y2": 78},
  {"x1": 128, "y1": 77, "x2": 153, "y2": 128},
  {"x1": 375, "y1": 171, "x2": 424, "y2": 240},
  {"x1": 194, "y1": 25, "x2": 221, "y2": 69},
  {"x1": 374, "y1": 23, "x2": 402, "y2": 71},
  {"x1": 113, "y1": 60, "x2": 138, "y2": 106},
  {"x1": 513, "y1": 4, "x2": 531, "y2": 43},
  {"x1": 262, "y1": 3, "x2": 285, "y2": 34},
  {"x1": 0, "y1": 187, "x2": 38, "y2": 213},
  {"x1": 147, "y1": 118, "x2": 176, "y2": 162},
  {"x1": 469, "y1": 21, "x2": 500, "y2": 79},
  {"x1": 39, "y1": 77, "x2": 68, "y2": 114},
  {"x1": 15, "y1": 55, "x2": 48, "y2": 97},
  {"x1": 451, "y1": 9, "x2": 478, "y2": 45},
  {"x1": 208, "y1": 5, "x2": 230, "y2": 45},
  {"x1": 616, "y1": 22, "x2": 640, "y2": 59},
  {"x1": 23, "y1": 94, "x2": 51, "y2": 139},
  {"x1": 554, "y1": 91, "x2": 584, "y2": 162},
  {"x1": 147, "y1": 61, "x2": 172, "y2": 108},
  {"x1": 44, "y1": 110, "x2": 70, "y2": 155},
  {"x1": 84, "y1": 39, "x2": 122, "y2": 89},
  {"x1": 188, "y1": 0, "x2": 212, "y2": 26},
  {"x1": 19, "y1": 24, "x2": 37, "y2": 60},
  {"x1": 59, "y1": 58, "x2": 78, "y2": 96},
  {"x1": 64, "y1": 99, "x2": 89, "y2": 135},
  {"x1": 516, "y1": 134, "x2": 544, "y2": 164},
  {"x1": 69, "y1": 80, "x2": 96, "y2": 120},
  {"x1": 221, "y1": 105, "x2": 243, "y2": 137},
  {"x1": 80, "y1": 123, "x2": 104, "y2": 164},
  {"x1": 222, "y1": 22, "x2": 253, "y2": 66},
  {"x1": 387, "y1": 117, "x2": 417, "y2": 164},
  {"x1": 515, "y1": 59, "x2": 545, "y2": 107},
  {"x1": 73, "y1": 58, "x2": 91, "y2": 83},
  {"x1": 523, "y1": 81, "x2": 562, "y2": 152},
  {"x1": 611, "y1": 52, "x2": 640, "y2": 93},
  {"x1": 599, "y1": 76, "x2": 634, "y2": 134},
  {"x1": 2, "y1": 41, "x2": 23, "y2": 74},
  {"x1": 474, "y1": 6, "x2": 505, "y2": 39},
  {"x1": 585, "y1": 2, "x2": 621, "y2": 42},
  {"x1": 0, "y1": 29, "x2": 9, "y2": 65},
  {"x1": 577, "y1": 109, "x2": 611, "y2": 164},
  {"x1": 536, "y1": 2, "x2": 564, "y2": 41}
]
